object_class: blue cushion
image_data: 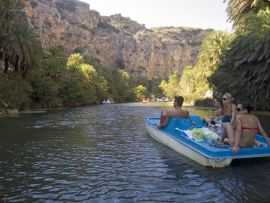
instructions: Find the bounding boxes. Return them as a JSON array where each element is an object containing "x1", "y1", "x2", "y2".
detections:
[
  {"x1": 190, "y1": 115, "x2": 205, "y2": 128},
  {"x1": 174, "y1": 118, "x2": 193, "y2": 130}
]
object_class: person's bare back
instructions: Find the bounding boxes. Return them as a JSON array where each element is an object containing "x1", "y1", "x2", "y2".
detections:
[
  {"x1": 158, "y1": 96, "x2": 189, "y2": 128},
  {"x1": 167, "y1": 108, "x2": 189, "y2": 118}
]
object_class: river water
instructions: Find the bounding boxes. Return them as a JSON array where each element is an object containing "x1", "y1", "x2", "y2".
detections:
[{"x1": 1, "y1": 103, "x2": 270, "y2": 202}]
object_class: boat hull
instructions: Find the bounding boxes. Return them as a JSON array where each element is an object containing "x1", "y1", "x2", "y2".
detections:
[{"x1": 146, "y1": 122, "x2": 232, "y2": 168}]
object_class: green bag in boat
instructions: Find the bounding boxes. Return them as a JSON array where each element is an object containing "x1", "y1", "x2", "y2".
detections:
[{"x1": 191, "y1": 128, "x2": 219, "y2": 141}]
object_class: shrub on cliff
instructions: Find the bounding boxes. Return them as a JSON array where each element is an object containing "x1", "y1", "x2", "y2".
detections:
[
  {"x1": 55, "y1": 0, "x2": 76, "y2": 12},
  {"x1": 0, "y1": 74, "x2": 31, "y2": 110}
]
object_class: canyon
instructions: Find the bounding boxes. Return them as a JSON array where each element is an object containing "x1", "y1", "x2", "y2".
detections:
[{"x1": 25, "y1": 0, "x2": 212, "y2": 79}]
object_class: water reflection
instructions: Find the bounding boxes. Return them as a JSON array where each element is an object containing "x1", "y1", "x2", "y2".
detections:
[{"x1": 0, "y1": 103, "x2": 270, "y2": 202}]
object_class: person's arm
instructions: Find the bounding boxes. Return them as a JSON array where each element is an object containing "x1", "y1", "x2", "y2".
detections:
[
  {"x1": 157, "y1": 110, "x2": 181, "y2": 128},
  {"x1": 232, "y1": 116, "x2": 241, "y2": 154},
  {"x1": 256, "y1": 117, "x2": 270, "y2": 146},
  {"x1": 157, "y1": 117, "x2": 169, "y2": 128},
  {"x1": 213, "y1": 108, "x2": 223, "y2": 118},
  {"x1": 230, "y1": 104, "x2": 236, "y2": 124},
  {"x1": 158, "y1": 109, "x2": 169, "y2": 128}
]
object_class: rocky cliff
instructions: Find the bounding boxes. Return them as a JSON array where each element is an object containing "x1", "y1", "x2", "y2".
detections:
[{"x1": 25, "y1": 0, "x2": 212, "y2": 79}]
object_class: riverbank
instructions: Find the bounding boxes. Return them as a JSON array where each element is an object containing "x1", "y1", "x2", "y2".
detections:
[
  {"x1": 255, "y1": 111, "x2": 270, "y2": 116},
  {"x1": 0, "y1": 109, "x2": 47, "y2": 117},
  {"x1": 1, "y1": 103, "x2": 270, "y2": 117}
]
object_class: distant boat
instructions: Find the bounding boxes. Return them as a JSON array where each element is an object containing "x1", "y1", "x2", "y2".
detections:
[
  {"x1": 145, "y1": 115, "x2": 270, "y2": 168},
  {"x1": 142, "y1": 99, "x2": 150, "y2": 103},
  {"x1": 102, "y1": 99, "x2": 111, "y2": 104},
  {"x1": 156, "y1": 97, "x2": 169, "y2": 102}
]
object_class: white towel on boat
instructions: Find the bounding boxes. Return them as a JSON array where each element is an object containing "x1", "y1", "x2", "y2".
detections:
[
  {"x1": 175, "y1": 128, "x2": 193, "y2": 139},
  {"x1": 183, "y1": 130, "x2": 193, "y2": 139}
]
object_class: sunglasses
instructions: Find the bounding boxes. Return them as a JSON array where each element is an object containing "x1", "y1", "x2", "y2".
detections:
[
  {"x1": 236, "y1": 107, "x2": 241, "y2": 111},
  {"x1": 222, "y1": 98, "x2": 227, "y2": 100}
]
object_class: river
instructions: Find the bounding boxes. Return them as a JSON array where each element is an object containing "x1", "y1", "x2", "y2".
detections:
[{"x1": 1, "y1": 103, "x2": 270, "y2": 202}]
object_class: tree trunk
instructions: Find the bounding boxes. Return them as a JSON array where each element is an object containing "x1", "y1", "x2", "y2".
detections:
[
  {"x1": 4, "y1": 55, "x2": 9, "y2": 74},
  {"x1": 14, "y1": 56, "x2": 19, "y2": 72},
  {"x1": 21, "y1": 64, "x2": 27, "y2": 79},
  {"x1": 0, "y1": 49, "x2": 3, "y2": 59}
]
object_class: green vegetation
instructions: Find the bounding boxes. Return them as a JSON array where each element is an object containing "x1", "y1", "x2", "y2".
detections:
[
  {"x1": 211, "y1": 0, "x2": 270, "y2": 110},
  {"x1": 0, "y1": 0, "x2": 42, "y2": 78},
  {"x1": 133, "y1": 85, "x2": 148, "y2": 101},
  {"x1": 160, "y1": 0, "x2": 270, "y2": 110},
  {"x1": 226, "y1": 0, "x2": 269, "y2": 32},
  {"x1": 1, "y1": 0, "x2": 270, "y2": 111},
  {"x1": 0, "y1": 0, "x2": 162, "y2": 111},
  {"x1": 159, "y1": 72, "x2": 181, "y2": 100},
  {"x1": 159, "y1": 31, "x2": 234, "y2": 105}
]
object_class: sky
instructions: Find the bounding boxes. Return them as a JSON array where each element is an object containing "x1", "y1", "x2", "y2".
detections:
[{"x1": 81, "y1": 0, "x2": 232, "y2": 31}]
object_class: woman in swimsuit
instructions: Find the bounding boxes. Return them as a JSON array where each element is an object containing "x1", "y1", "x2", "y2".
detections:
[
  {"x1": 209, "y1": 97, "x2": 225, "y2": 123},
  {"x1": 223, "y1": 102, "x2": 270, "y2": 154},
  {"x1": 222, "y1": 93, "x2": 236, "y2": 124},
  {"x1": 212, "y1": 98, "x2": 224, "y2": 119},
  {"x1": 158, "y1": 96, "x2": 189, "y2": 128},
  {"x1": 204, "y1": 97, "x2": 224, "y2": 127}
]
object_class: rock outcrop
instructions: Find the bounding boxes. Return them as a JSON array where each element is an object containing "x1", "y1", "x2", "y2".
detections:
[{"x1": 25, "y1": 0, "x2": 212, "y2": 79}]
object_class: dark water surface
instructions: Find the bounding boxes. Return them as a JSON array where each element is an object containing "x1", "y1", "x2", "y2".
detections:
[{"x1": 1, "y1": 103, "x2": 270, "y2": 202}]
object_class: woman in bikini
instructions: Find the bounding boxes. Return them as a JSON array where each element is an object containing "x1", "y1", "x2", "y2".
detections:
[
  {"x1": 222, "y1": 93, "x2": 236, "y2": 124},
  {"x1": 208, "y1": 97, "x2": 224, "y2": 122},
  {"x1": 158, "y1": 96, "x2": 189, "y2": 128},
  {"x1": 203, "y1": 97, "x2": 224, "y2": 129},
  {"x1": 223, "y1": 102, "x2": 270, "y2": 154},
  {"x1": 212, "y1": 97, "x2": 224, "y2": 118}
]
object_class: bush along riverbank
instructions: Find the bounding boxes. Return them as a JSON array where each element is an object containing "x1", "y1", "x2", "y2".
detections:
[
  {"x1": 3, "y1": 0, "x2": 270, "y2": 111},
  {"x1": 0, "y1": 0, "x2": 163, "y2": 112},
  {"x1": 0, "y1": 52, "x2": 163, "y2": 112}
]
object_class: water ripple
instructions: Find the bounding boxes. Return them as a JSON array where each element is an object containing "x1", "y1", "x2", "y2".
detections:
[{"x1": 1, "y1": 104, "x2": 270, "y2": 202}]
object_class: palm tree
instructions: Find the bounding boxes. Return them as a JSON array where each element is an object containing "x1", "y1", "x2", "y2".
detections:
[
  {"x1": 0, "y1": 0, "x2": 31, "y2": 74},
  {"x1": 188, "y1": 31, "x2": 234, "y2": 100},
  {"x1": 0, "y1": 24, "x2": 42, "y2": 77},
  {"x1": 0, "y1": 0, "x2": 26, "y2": 32},
  {"x1": 42, "y1": 46, "x2": 67, "y2": 80},
  {"x1": 197, "y1": 31, "x2": 234, "y2": 71},
  {"x1": 233, "y1": 8, "x2": 270, "y2": 108},
  {"x1": 226, "y1": 0, "x2": 270, "y2": 31},
  {"x1": 211, "y1": 7, "x2": 270, "y2": 109}
]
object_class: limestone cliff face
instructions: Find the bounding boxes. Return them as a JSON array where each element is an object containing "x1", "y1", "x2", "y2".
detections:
[{"x1": 25, "y1": 0, "x2": 212, "y2": 79}]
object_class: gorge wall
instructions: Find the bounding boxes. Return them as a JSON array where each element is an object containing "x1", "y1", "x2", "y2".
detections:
[{"x1": 25, "y1": 0, "x2": 212, "y2": 79}]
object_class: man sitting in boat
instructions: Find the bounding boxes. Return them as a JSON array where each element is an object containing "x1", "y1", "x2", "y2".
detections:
[
  {"x1": 223, "y1": 102, "x2": 270, "y2": 154},
  {"x1": 158, "y1": 96, "x2": 189, "y2": 128}
]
